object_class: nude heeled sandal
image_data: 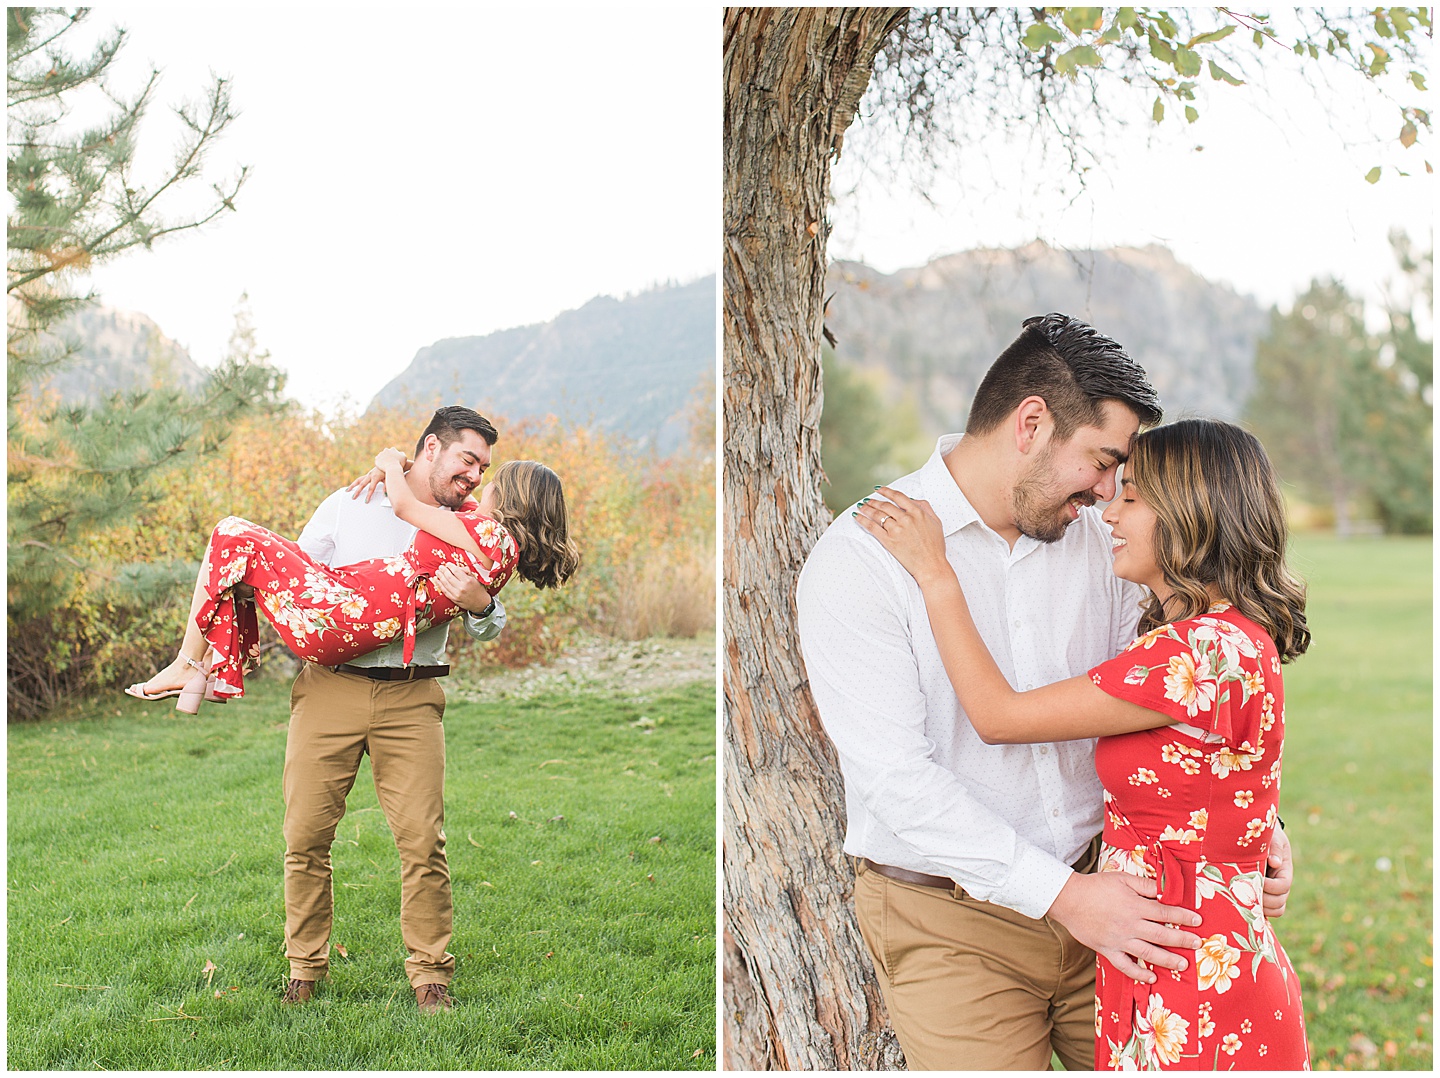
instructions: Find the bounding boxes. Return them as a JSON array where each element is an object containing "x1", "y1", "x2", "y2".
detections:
[{"x1": 175, "y1": 652, "x2": 210, "y2": 715}]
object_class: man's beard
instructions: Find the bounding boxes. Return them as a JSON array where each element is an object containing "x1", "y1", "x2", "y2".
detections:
[
  {"x1": 1011, "y1": 444, "x2": 1095, "y2": 544},
  {"x1": 428, "y1": 470, "x2": 472, "y2": 509}
]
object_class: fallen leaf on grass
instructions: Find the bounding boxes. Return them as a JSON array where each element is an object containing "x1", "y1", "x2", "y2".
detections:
[
  {"x1": 692, "y1": 1049, "x2": 704, "y2": 1059},
  {"x1": 648, "y1": 836, "x2": 663, "y2": 845},
  {"x1": 335, "y1": 944, "x2": 348, "y2": 959},
  {"x1": 468, "y1": 833, "x2": 482, "y2": 847},
  {"x1": 1348, "y1": 1034, "x2": 1378, "y2": 1058},
  {"x1": 479, "y1": 881, "x2": 494, "y2": 888},
  {"x1": 202, "y1": 959, "x2": 217, "y2": 987}
]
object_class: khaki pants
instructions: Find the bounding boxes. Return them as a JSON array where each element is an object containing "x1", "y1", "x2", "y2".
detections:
[
  {"x1": 854, "y1": 857, "x2": 1097, "y2": 1071},
  {"x1": 283, "y1": 663, "x2": 454, "y2": 988}
]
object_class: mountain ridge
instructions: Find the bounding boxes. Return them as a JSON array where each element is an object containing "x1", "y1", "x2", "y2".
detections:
[{"x1": 824, "y1": 241, "x2": 1267, "y2": 435}]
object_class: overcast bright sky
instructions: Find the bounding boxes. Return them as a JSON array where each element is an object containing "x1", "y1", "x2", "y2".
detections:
[
  {"x1": 67, "y1": 6, "x2": 717, "y2": 414},
  {"x1": 831, "y1": 27, "x2": 1432, "y2": 320}
]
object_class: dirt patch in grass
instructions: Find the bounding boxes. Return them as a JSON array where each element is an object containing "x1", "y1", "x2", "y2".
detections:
[{"x1": 454, "y1": 632, "x2": 715, "y2": 703}]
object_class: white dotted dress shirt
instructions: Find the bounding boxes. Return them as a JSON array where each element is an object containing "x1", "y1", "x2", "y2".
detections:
[
  {"x1": 796, "y1": 434, "x2": 1145, "y2": 920},
  {"x1": 297, "y1": 486, "x2": 505, "y2": 667}
]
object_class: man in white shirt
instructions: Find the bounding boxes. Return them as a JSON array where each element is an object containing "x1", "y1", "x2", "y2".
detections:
[
  {"x1": 280, "y1": 406, "x2": 505, "y2": 1014},
  {"x1": 796, "y1": 314, "x2": 1293, "y2": 1068}
]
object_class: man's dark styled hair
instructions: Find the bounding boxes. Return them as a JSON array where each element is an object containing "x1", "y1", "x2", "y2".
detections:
[
  {"x1": 965, "y1": 313, "x2": 1163, "y2": 440},
  {"x1": 415, "y1": 405, "x2": 499, "y2": 456}
]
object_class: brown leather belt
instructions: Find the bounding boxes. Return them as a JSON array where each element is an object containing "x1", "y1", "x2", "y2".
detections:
[
  {"x1": 863, "y1": 837, "x2": 1102, "y2": 892},
  {"x1": 332, "y1": 663, "x2": 450, "y2": 681},
  {"x1": 861, "y1": 860, "x2": 954, "y2": 890}
]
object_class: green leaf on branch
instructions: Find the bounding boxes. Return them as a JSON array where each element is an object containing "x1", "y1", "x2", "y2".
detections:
[
  {"x1": 1187, "y1": 25, "x2": 1236, "y2": 47},
  {"x1": 1410, "y1": 71, "x2": 1427, "y2": 91},
  {"x1": 1368, "y1": 43, "x2": 1390, "y2": 74},
  {"x1": 1148, "y1": 30, "x2": 1176, "y2": 63},
  {"x1": 1055, "y1": 45, "x2": 1102, "y2": 75},
  {"x1": 1152, "y1": 96, "x2": 1165, "y2": 123},
  {"x1": 1375, "y1": 14, "x2": 1395, "y2": 38},
  {"x1": 1185, "y1": 105, "x2": 1199, "y2": 123},
  {"x1": 1365, "y1": 166, "x2": 1383, "y2": 184},
  {"x1": 1062, "y1": 8, "x2": 1105, "y2": 34},
  {"x1": 1175, "y1": 45, "x2": 1202, "y2": 77},
  {"x1": 1400, "y1": 121, "x2": 1418, "y2": 147},
  {"x1": 1208, "y1": 58, "x2": 1245, "y2": 85},
  {"x1": 1022, "y1": 21, "x2": 1064, "y2": 52},
  {"x1": 1117, "y1": 7, "x2": 1139, "y2": 30},
  {"x1": 1254, "y1": 30, "x2": 1266, "y2": 47}
]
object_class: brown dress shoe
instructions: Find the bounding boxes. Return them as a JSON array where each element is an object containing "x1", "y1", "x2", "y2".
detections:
[
  {"x1": 415, "y1": 982, "x2": 453, "y2": 1013},
  {"x1": 281, "y1": 978, "x2": 316, "y2": 1004}
]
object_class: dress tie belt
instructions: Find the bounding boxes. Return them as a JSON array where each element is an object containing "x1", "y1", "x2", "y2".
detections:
[
  {"x1": 401, "y1": 565, "x2": 427, "y2": 666},
  {"x1": 1107, "y1": 823, "x2": 1202, "y2": 1059}
]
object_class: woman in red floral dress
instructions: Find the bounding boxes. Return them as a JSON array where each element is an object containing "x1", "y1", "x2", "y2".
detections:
[
  {"x1": 857, "y1": 418, "x2": 1311, "y2": 1071},
  {"x1": 126, "y1": 448, "x2": 579, "y2": 711}
]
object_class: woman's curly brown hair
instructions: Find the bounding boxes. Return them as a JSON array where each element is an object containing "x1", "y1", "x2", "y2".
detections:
[
  {"x1": 487, "y1": 461, "x2": 580, "y2": 590},
  {"x1": 1128, "y1": 419, "x2": 1310, "y2": 663}
]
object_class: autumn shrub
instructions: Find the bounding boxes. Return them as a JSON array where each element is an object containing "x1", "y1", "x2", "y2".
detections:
[{"x1": 8, "y1": 402, "x2": 714, "y2": 718}]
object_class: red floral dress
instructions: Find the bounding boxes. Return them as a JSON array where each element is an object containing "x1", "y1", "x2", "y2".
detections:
[
  {"x1": 1089, "y1": 604, "x2": 1308, "y2": 1071},
  {"x1": 195, "y1": 511, "x2": 518, "y2": 698}
]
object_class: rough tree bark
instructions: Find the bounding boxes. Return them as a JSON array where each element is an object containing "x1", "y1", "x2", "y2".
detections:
[{"x1": 722, "y1": 8, "x2": 909, "y2": 1070}]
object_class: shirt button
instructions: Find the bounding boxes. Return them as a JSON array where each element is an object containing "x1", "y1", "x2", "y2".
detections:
[
  {"x1": 1052, "y1": 808, "x2": 1060, "y2": 817},
  {"x1": 1039, "y1": 746, "x2": 1048, "y2": 755},
  {"x1": 1013, "y1": 619, "x2": 1022, "y2": 628}
]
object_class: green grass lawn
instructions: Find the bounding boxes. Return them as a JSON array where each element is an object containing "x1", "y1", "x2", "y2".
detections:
[
  {"x1": 1280, "y1": 535, "x2": 1432, "y2": 1070},
  {"x1": 8, "y1": 674, "x2": 716, "y2": 1070}
]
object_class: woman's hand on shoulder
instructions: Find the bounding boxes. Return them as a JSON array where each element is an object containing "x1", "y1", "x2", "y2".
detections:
[
  {"x1": 854, "y1": 487, "x2": 951, "y2": 589},
  {"x1": 375, "y1": 446, "x2": 407, "y2": 472},
  {"x1": 348, "y1": 466, "x2": 386, "y2": 502}
]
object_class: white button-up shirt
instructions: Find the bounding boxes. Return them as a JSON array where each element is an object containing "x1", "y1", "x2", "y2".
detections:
[
  {"x1": 796, "y1": 434, "x2": 1145, "y2": 920},
  {"x1": 297, "y1": 487, "x2": 505, "y2": 667}
]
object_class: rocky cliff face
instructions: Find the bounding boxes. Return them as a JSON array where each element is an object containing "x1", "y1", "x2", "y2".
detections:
[
  {"x1": 368, "y1": 275, "x2": 715, "y2": 454},
  {"x1": 824, "y1": 242, "x2": 1267, "y2": 435},
  {"x1": 33, "y1": 306, "x2": 206, "y2": 403}
]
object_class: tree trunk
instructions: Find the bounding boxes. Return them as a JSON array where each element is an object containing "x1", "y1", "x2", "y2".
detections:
[{"x1": 722, "y1": 8, "x2": 909, "y2": 1070}]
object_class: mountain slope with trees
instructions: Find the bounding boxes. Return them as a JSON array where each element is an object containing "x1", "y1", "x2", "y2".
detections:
[{"x1": 368, "y1": 275, "x2": 715, "y2": 453}]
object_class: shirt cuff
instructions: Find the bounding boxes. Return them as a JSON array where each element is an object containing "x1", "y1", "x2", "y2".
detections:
[{"x1": 989, "y1": 843, "x2": 1075, "y2": 921}]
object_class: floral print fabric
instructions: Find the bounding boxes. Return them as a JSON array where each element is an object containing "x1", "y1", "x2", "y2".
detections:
[
  {"x1": 1089, "y1": 604, "x2": 1309, "y2": 1070},
  {"x1": 196, "y1": 511, "x2": 517, "y2": 697}
]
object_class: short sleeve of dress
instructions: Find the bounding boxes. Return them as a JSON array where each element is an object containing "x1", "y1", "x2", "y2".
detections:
[
  {"x1": 455, "y1": 512, "x2": 520, "y2": 589},
  {"x1": 1088, "y1": 614, "x2": 1267, "y2": 747}
]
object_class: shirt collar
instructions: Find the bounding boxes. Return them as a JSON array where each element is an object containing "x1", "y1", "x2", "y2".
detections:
[{"x1": 914, "y1": 433, "x2": 985, "y2": 537}]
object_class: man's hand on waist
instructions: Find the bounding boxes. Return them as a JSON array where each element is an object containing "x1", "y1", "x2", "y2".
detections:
[
  {"x1": 1046, "y1": 871, "x2": 1203, "y2": 984},
  {"x1": 433, "y1": 563, "x2": 494, "y2": 614}
]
